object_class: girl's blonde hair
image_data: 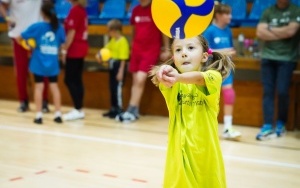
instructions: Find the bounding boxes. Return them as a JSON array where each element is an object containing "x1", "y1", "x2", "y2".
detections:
[{"x1": 149, "y1": 35, "x2": 234, "y2": 86}]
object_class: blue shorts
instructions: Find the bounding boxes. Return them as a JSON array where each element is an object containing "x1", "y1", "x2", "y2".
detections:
[{"x1": 222, "y1": 70, "x2": 234, "y2": 86}]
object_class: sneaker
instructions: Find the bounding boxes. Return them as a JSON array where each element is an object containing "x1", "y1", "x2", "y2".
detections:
[
  {"x1": 63, "y1": 109, "x2": 85, "y2": 121},
  {"x1": 54, "y1": 116, "x2": 63, "y2": 123},
  {"x1": 275, "y1": 122, "x2": 286, "y2": 137},
  {"x1": 34, "y1": 118, "x2": 43, "y2": 124},
  {"x1": 223, "y1": 128, "x2": 241, "y2": 140},
  {"x1": 115, "y1": 111, "x2": 138, "y2": 123},
  {"x1": 42, "y1": 101, "x2": 50, "y2": 113},
  {"x1": 256, "y1": 124, "x2": 276, "y2": 141},
  {"x1": 103, "y1": 109, "x2": 122, "y2": 119},
  {"x1": 18, "y1": 101, "x2": 29, "y2": 112}
]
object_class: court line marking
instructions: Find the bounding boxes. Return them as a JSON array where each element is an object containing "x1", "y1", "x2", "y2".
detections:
[{"x1": 1, "y1": 125, "x2": 300, "y2": 170}]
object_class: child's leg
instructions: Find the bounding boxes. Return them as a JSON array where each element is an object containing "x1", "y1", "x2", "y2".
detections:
[
  {"x1": 33, "y1": 74, "x2": 44, "y2": 124},
  {"x1": 49, "y1": 76, "x2": 62, "y2": 123},
  {"x1": 49, "y1": 82, "x2": 61, "y2": 112}
]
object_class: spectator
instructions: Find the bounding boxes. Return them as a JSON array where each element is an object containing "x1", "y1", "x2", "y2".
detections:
[
  {"x1": 203, "y1": 2, "x2": 241, "y2": 140},
  {"x1": 0, "y1": 0, "x2": 50, "y2": 112},
  {"x1": 115, "y1": 0, "x2": 171, "y2": 123},
  {"x1": 149, "y1": 35, "x2": 232, "y2": 188},
  {"x1": 96, "y1": 19, "x2": 130, "y2": 118},
  {"x1": 17, "y1": 1, "x2": 65, "y2": 124},
  {"x1": 256, "y1": 0, "x2": 300, "y2": 140},
  {"x1": 62, "y1": 0, "x2": 89, "y2": 121}
]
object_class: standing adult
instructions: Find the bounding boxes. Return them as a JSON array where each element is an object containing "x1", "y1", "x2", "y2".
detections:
[
  {"x1": 62, "y1": 0, "x2": 88, "y2": 121},
  {"x1": 0, "y1": 0, "x2": 50, "y2": 112},
  {"x1": 256, "y1": 0, "x2": 300, "y2": 140}
]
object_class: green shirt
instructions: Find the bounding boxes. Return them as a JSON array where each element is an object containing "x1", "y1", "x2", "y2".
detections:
[
  {"x1": 259, "y1": 4, "x2": 300, "y2": 62},
  {"x1": 105, "y1": 36, "x2": 130, "y2": 60},
  {"x1": 160, "y1": 70, "x2": 226, "y2": 188}
]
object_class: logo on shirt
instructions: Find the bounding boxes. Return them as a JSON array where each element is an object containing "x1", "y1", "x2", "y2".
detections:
[
  {"x1": 135, "y1": 16, "x2": 151, "y2": 23},
  {"x1": 40, "y1": 31, "x2": 58, "y2": 55}
]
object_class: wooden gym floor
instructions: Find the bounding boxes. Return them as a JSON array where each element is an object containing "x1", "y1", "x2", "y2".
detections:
[{"x1": 0, "y1": 99, "x2": 299, "y2": 188}]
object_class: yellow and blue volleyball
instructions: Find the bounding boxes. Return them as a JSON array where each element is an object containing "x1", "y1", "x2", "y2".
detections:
[
  {"x1": 97, "y1": 48, "x2": 111, "y2": 62},
  {"x1": 151, "y1": 0, "x2": 214, "y2": 39},
  {"x1": 21, "y1": 38, "x2": 36, "y2": 51}
]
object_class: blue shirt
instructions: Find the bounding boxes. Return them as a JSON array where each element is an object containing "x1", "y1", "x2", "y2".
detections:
[
  {"x1": 21, "y1": 22, "x2": 65, "y2": 76},
  {"x1": 203, "y1": 24, "x2": 234, "y2": 86},
  {"x1": 202, "y1": 24, "x2": 233, "y2": 49}
]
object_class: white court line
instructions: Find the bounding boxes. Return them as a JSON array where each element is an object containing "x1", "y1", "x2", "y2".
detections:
[{"x1": 1, "y1": 125, "x2": 300, "y2": 169}]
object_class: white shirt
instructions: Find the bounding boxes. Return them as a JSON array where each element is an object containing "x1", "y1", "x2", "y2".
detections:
[{"x1": 2, "y1": 0, "x2": 42, "y2": 38}]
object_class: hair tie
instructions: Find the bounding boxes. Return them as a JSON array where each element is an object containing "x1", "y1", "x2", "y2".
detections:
[{"x1": 208, "y1": 48, "x2": 213, "y2": 55}]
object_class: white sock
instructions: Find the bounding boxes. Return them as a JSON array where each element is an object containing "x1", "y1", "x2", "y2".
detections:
[
  {"x1": 54, "y1": 111, "x2": 62, "y2": 118},
  {"x1": 224, "y1": 115, "x2": 233, "y2": 130},
  {"x1": 35, "y1": 112, "x2": 43, "y2": 119}
]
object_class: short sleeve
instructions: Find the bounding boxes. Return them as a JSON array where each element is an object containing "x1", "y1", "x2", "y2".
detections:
[
  {"x1": 201, "y1": 70, "x2": 222, "y2": 96},
  {"x1": 64, "y1": 9, "x2": 78, "y2": 30},
  {"x1": 118, "y1": 37, "x2": 130, "y2": 60},
  {"x1": 21, "y1": 23, "x2": 40, "y2": 39}
]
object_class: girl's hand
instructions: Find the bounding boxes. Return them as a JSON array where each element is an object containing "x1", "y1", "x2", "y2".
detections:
[{"x1": 156, "y1": 65, "x2": 178, "y2": 87}]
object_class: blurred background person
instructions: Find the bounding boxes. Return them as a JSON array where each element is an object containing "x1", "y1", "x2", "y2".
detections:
[
  {"x1": 62, "y1": 0, "x2": 89, "y2": 121},
  {"x1": 203, "y1": 2, "x2": 241, "y2": 140},
  {"x1": 115, "y1": 0, "x2": 171, "y2": 123},
  {"x1": 96, "y1": 19, "x2": 130, "y2": 119},
  {"x1": 255, "y1": 0, "x2": 300, "y2": 140},
  {"x1": 0, "y1": 0, "x2": 50, "y2": 113}
]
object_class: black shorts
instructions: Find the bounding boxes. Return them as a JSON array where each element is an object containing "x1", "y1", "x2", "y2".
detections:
[{"x1": 33, "y1": 74, "x2": 58, "y2": 83}]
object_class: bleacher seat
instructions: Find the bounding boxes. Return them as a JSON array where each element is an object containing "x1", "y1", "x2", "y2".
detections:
[
  {"x1": 221, "y1": 0, "x2": 247, "y2": 26},
  {"x1": 55, "y1": 0, "x2": 72, "y2": 19},
  {"x1": 248, "y1": 0, "x2": 275, "y2": 20},
  {"x1": 99, "y1": 0, "x2": 126, "y2": 19},
  {"x1": 86, "y1": 0, "x2": 100, "y2": 18},
  {"x1": 126, "y1": 0, "x2": 139, "y2": 18},
  {"x1": 291, "y1": 0, "x2": 300, "y2": 6}
]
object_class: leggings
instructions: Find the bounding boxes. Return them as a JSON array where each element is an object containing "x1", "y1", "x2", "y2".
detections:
[{"x1": 64, "y1": 57, "x2": 84, "y2": 110}]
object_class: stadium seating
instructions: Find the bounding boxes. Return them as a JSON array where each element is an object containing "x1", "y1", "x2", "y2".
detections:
[
  {"x1": 248, "y1": 0, "x2": 275, "y2": 20},
  {"x1": 86, "y1": 0, "x2": 100, "y2": 18},
  {"x1": 126, "y1": 0, "x2": 139, "y2": 18},
  {"x1": 221, "y1": 0, "x2": 247, "y2": 26},
  {"x1": 99, "y1": 0, "x2": 126, "y2": 19},
  {"x1": 55, "y1": 0, "x2": 72, "y2": 19}
]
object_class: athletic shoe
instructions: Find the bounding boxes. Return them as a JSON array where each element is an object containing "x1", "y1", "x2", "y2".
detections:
[
  {"x1": 42, "y1": 101, "x2": 50, "y2": 113},
  {"x1": 103, "y1": 109, "x2": 122, "y2": 119},
  {"x1": 18, "y1": 101, "x2": 29, "y2": 112},
  {"x1": 275, "y1": 122, "x2": 286, "y2": 137},
  {"x1": 34, "y1": 118, "x2": 42, "y2": 124},
  {"x1": 115, "y1": 111, "x2": 138, "y2": 123},
  {"x1": 54, "y1": 116, "x2": 63, "y2": 123},
  {"x1": 223, "y1": 128, "x2": 241, "y2": 139},
  {"x1": 63, "y1": 109, "x2": 85, "y2": 121},
  {"x1": 256, "y1": 124, "x2": 276, "y2": 141}
]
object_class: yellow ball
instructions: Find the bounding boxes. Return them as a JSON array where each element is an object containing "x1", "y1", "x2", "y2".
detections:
[
  {"x1": 97, "y1": 48, "x2": 111, "y2": 62},
  {"x1": 151, "y1": 0, "x2": 214, "y2": 39},
  {"x1": 21, "y1": 38, "x2": 36, "y2": 50}
]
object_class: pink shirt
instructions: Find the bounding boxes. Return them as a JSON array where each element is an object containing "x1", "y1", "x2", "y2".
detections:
[
  {"x1": 64, "y1": 5, "x2": 88, "y2": 58},
  {"x1": 130, "y1": 4, "x2": 162, "y2": 56}
]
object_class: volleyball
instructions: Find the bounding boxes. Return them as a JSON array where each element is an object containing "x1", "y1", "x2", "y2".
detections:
[
  {"x1": 96, "y1": 48, "x2": 111, "y2": 62},
  {"x1": 151, "y1": 0, "x2": 214, "y2": 39},
  {"x1": 21, "y1": 38, "x2": 36, "y2": 50}
]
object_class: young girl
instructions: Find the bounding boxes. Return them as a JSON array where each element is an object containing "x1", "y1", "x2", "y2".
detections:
[
  {"x1": 150, "y1": 35, "x2": 234, "y2": 187},
  {"x1": 203, "y1": 2, "x2": 241, "y2": 139},
  {"x1": 18, "y1": 1, "x2": 65, "y2": 124}
]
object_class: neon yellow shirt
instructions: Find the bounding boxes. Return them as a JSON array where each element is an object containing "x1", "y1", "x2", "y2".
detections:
[
  {"x1": 105, "y1": 36, "x2": 130, "y2": 60},
  {"x1": 159, "y1": 70, "x2": 226, "y2": 188}
]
